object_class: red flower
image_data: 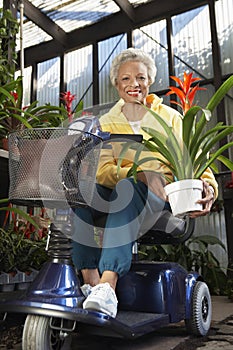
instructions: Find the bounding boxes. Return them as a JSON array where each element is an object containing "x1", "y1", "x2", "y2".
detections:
[
  {"x1": 60, "y1": 91, "x2": 76, "y2": 122},
  {"x1": 166, "y1": 72, "x2": 206, "y2": 114},
  {"x1": 10, "y1": 91, "x2": 18, "y2": 103}
]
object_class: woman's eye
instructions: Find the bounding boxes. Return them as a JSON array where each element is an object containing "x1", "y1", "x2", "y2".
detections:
[{"x1": 138, "y1": 76, "x2": 146, "y2": 81}]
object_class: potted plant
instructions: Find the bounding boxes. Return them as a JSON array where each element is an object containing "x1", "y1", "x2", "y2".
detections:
[
  {"x1": 0, "y1": 8, "x2": 71, "y2": 149},
  {"x1": 124, "y1": 73, "x2": 233, "y2": 216},
  {"x1": 0, "y1": 77, "x2": 69, "y2": 149},
  {"x1": 0, "y1": 207, "x2": 48, "y2": 291}
]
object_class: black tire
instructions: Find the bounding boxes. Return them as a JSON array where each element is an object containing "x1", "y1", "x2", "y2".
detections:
[
  {"x1": 22, "y1": 315, "x2": 72, "y2": 350},
  {"x1": 185, "y1": 281, "x2": 212, "y2": 336}
]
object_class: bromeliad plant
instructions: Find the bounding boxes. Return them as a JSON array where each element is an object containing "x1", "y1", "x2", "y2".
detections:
[
  {"x1": 0, "y1": 77, "x2": 68, "y2": 144},
  {"x1": 131, "y1": 73, "x2": 233, "y2": 181}
]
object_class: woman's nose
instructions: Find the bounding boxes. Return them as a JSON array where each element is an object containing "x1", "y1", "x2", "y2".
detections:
[{"x1": 129, "y1": 78, "x2": 139, "y2": 87}]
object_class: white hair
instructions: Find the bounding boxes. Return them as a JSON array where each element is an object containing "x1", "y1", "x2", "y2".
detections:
[{"x1": 110, "y1": 48, "x2": 157, "y2": 87}]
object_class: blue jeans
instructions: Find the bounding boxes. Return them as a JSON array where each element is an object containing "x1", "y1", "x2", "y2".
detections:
[{"x1": 72, "y1": 177, "x2": 172, "y2": 278}]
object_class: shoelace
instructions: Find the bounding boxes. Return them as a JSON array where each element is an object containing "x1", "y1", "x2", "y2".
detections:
[{"x1": 90, "y1": 283, "x2": 113, "y2": 298}]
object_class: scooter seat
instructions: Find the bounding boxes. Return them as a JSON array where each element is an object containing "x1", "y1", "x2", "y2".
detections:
[
  {"x1": 138, "y1": 213, "x2": 195, "y2": 245},
  {"x1": 94, "y1": 211, "x2": 195, "y2": 246}
]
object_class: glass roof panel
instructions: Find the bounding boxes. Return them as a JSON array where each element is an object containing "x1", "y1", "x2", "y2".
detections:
[
  {"x1": 17, "y1": 21, "x2": 52, "y2": 50},
  {"x1": 7, "y1": 0, "x2": 120, "y2": 50},
  {"x1": 29, "y1": 0, "x2": 120, "y2": 32},
  {"x1": 1, "y1": 0, "x2": 153, "y2": 50}
]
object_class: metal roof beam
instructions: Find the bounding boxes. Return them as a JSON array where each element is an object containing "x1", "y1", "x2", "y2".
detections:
[
  {"x1": 22, "y1": 0, "x2": 209, "y2": 67},
  {"x1": 23, "y1": 0, "x2": 67, "y2": 47},
  {"x1": 113, "y1": 0, "x2": 136, "y2": 22}
]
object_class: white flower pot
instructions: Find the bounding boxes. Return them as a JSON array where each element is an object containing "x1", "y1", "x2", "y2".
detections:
[{"x1": 164, "y1": 179, "x2": 203, "y2": 217}]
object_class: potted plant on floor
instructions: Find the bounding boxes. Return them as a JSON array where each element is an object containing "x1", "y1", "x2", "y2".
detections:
[
  {"x1": 0, "y1": 208, "x2": 48, "y2": 291},
  {"x1": 125, "y1": 73, "x2": 233, "y2": 216}
]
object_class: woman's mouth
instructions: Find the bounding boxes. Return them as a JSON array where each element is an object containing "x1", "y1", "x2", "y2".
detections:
[{"x1": 127, "y1": 90, "x2": 141, "y2": 97}]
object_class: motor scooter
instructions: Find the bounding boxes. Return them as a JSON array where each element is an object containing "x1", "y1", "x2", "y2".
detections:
[{"x1": 0, "y1": 114, "x2": 212, "y2": 349}]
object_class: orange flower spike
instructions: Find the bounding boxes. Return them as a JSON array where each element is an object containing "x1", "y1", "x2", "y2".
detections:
[
  {"x1": 183, "y1": 72, "x2": 192, "y2": 95},
  {"x1": 170, "y1": 75, "x2": 184, "y2": 91},
  {"x1": 184, "y1": 72, "x2": 202, "y2": 91},
  {"x1": 167, "y1": 72, "x2": 206, "y2": 114},
  {"x1": 188, "y1": 84, "x2": 206, "y2": 107},
  {"x1": 166, "y1": 86, "x2": 186, "y2": 110}
]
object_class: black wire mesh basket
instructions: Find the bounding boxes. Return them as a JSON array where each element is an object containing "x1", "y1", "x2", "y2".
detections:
[{"x1": 8, "y1": 128, "x2": 103, "y2": 208}]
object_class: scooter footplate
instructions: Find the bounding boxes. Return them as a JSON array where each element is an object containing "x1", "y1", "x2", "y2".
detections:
[
  {"x1": 112, "y1": 311, "x2": 169, "y2": 337},
  {"x1": 116, "y1": 310, "x2": 168, "y2": 326},
  {"x1": 78, "y1": 310, "x2": 170, "y2": 339}
]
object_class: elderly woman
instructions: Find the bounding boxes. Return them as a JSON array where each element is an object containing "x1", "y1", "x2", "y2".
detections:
[{"x1": 72, "y1": 48, "x2": 218, "y2": 318}]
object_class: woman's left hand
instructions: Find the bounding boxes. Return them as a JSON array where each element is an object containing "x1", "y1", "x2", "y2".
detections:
[{"x1": 189, "y1": 180, "x2": 215, "y2": 218}]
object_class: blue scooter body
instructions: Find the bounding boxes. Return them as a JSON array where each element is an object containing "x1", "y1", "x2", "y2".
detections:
[{"x1": 0, "y1": 259, "x2": 200, "y2": 338}]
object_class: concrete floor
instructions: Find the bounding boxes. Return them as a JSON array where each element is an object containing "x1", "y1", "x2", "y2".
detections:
[
  {"x1": 0, "y1": 295, "x2": 232, "y2": 349},
  {"x1": 69, "y1": 296, "x2": 233, "y2": 350}
]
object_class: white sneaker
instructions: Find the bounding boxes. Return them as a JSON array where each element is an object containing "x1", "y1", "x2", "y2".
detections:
[
  {"x1": 80, "y1": 284, "x2": 92, "y2": 298},
  {"x1": 83, "y1": 282, "x2": 118, "y2": 318}
]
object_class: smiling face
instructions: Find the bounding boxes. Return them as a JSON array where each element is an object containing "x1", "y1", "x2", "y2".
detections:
[{"x1": 115, "y1": 61, "x2": 150, "y2": 104}]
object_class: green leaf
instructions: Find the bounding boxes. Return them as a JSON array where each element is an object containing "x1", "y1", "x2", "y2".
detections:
[
  {"x1": 6, "y1": 111, "x2": 34, "y2": 129},
  {"x1": 142, "y1": 127, "x2": 183, "y2": 177},
  {"x1": 117, "y1": 141, "x2": 137, "y2": 176},
  {"x1": 0, "y1": 86, "x2": 16, "y2": 104},
  {"x1": 190, "y1": 76, "x2": 233, "y2": 153},
  {"x1": 23, "y1": 100, "x2": 38, "y2": 112},
  {"x1": 127, "y1": 156, "x2": 174, "y2": 181},
  {"x1": 74, "y1": 100, "x2": 84, "y2": 115},
  {"x1": 193, "y1": 125, "x2": 233, "y2": 169},
  {"x1": 215, "y1": 154, "x2": 233, "y2": 169},
  {"x1": 195, "y1": 141, "x2": 233, "y2": 178},
  {"x1": 142, "y1": 127, "x2": 178, "y2": 167},
  {"x1": 183, "y1": 106, "x2": 202, "y2": 148},
  {"x1": 189, "y1": 113, "x2": 214, "y2": 161},
  {"x1": 209, "y1": 162, "x2": 219, "y2": 173},
  {"x1": 206, "y1": 75, "x2": 233, "y2": 112},
  {"x1": 0, "y1": 198, "x2": 8, "y2": 204},
  {"x1": 191, "y1": 235, "x2": 226, "y2": 250},
  {"x1": 143, "y1": 107, "x2": 183, "y2": 159},
  {"x1": 0, "y1": 206, "x2": 39, "y2": 229}
]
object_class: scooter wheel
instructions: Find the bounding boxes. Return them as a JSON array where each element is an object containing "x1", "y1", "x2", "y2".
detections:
[
  {"x1": 185, "y1": 281, "x2": 212, "y2": 336},
  {"x1": 22, "y1": 314, "x2": 72, "y2": 350}
]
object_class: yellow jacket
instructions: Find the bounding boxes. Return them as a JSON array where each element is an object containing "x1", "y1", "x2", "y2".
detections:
[{"x1": 97, "y1": 96, "x2": 218, "y2": 198}]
